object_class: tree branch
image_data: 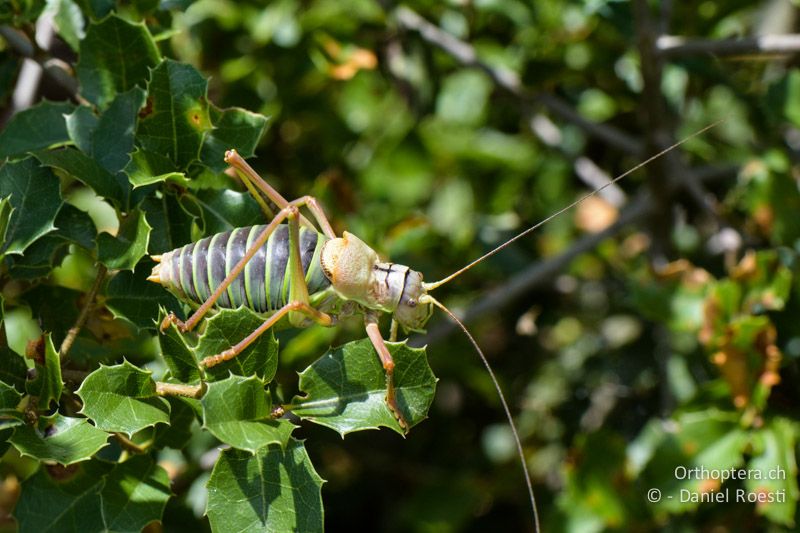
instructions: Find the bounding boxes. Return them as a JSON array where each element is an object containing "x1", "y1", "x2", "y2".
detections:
[
  {"x1": 412, "y1": 193, "x2": 654, "y2": 347},
  {"x1": 657, "y1": 34, "x2": 800, "y2": 58},
  {"x1": 390, "y1": 5, "x2": 643, "y2": 156}
]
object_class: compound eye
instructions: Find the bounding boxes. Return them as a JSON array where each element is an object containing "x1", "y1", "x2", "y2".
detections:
[{"x1": 405, "y1": 298, "x2": 417, "y2": 307}]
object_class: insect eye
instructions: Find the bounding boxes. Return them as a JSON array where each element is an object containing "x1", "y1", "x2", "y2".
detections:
[{"x1": 406, "y1": 299, "x2": 417, "y2": 307}]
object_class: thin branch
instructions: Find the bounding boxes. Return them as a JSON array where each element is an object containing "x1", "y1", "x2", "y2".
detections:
[
  {"x1": 657, "y1": 34, "x2": 800, "y2": 58},
  {"x1": 156, "y1": 382, "x2": 204, "y2": 399},
  {"x1": 390, "y1": 5, "x2": 643, "y2": 156},
  {"x1": 114, "y1": 432, "x2": 148, "y2": 454},
  {"x1": 59, "y1": 264, "x2": 108, "y2": 361}
]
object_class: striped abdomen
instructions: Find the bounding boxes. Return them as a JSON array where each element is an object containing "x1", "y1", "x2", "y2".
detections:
[{"x1": 153, "y1": 225, "x2": 331, "y2": 313}]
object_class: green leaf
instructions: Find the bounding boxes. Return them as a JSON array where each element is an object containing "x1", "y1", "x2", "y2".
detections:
[
  {"x1": 34, "y1": 147, "x2": 129, "y2": 207},
  {"x1": 77, "y1": 15, "x2": 160, "y2": 108},
  {"x1": 25, "y1": 334, "x2": 62, "y2": 409},
  {"x1": 200, "y1": 104, "x2": 270, "y2": 173},
  {"x1": 153, "y1": 396, "x2": 198, "y2": 449},
  {"x1": 197, "y1": 307, "x2": 279, "y2": 382},
  {"x1": 201, "y1": 374, "x2": 294, "y2": 452},
  {"x1": 76, "y1": 360, "x2": 170, "y2": 436},
  {"x1": 14, "y1": 456, "x2": 170, "y2": 532},
  {"x1": 746, "y1": 418, "x2": 799, "y2": 526},
  {"x1": 97, "y1": 209, "x2": 152, "y2": 271},
  {"x1": 92, "y1": 87, "x2": 146, "y2": 174},
  {"x1": 124, "y1": 148, "x2": 188, "y2": 189},
  {"x1": 0, "y1": 195, "x2": 13, "y2": 261},
  {"x1": 101, "y1": 454, "x2": 172, "y2": 531},
  {"x1": 9, "y1": 413, "x2": 109, "y2": 464},
  {"x1": 0, "y1": 347, "x2": 27, "y2": 392},
  {"x1": 137, "y1": 59, "x2": 212, "y2": 169},
  {"x1": 158, "y1": 308, "x2": 201, "y2": 384},
  {"x1": 206, "y1": 440, "x2": 324, "y2": 532},
  {"x1": 140, "y1": 191, "x2": 194, "y2": 254},
  {"x1": 292, "y1": 339, "x2": 437, "y2": 436},
  {"x1": 45, "y1": 0, "x2": 85, "y2": 51},
  {"x1": 0, "y1": 100, "x2": 75, "y2": 159},
  {"x1": 6, "y1": 204, "x2": 96, "y2": 278},
  {"x1": 14, "y1": 460, "x2": 110, "y2": 533},
  {"x1": 193, "y1": 189, "x2": 262, "y2": 235},
  {"x1": 0, "y1": 380, "x2": 22, "y2": 408},
  {"x1": 64, "y1": 105, "x2": 98, "y2": 152},
  {"x1": 106, "y1": 262, "x2": 181, "y2": 330},
  {"x1": 0, "y1": 158, "x2": 62, "y2": 255}
]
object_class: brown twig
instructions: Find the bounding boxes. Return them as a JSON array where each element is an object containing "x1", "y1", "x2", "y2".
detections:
[
  {"x1": 389, "y1": 5, "x2": 643, "y2": 156},
  {"x1": 114, "y1": 432, "x2": 148, "y2": 454},
  {"x1": 156, "y1": 382, "x2": 204, "y2": 399},
  {"x1": 657, "y1": 34, "x2": 800, "y2": 58},
  {"x1": 59, "y1": 264, "x2": 108, "y2": 361}
]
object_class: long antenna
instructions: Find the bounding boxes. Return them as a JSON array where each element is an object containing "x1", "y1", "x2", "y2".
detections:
[
  {"x1": 423, "y1": 119, "x2": 724, "y2": 291},
  {"x1": 422, "y1": 294, "x2": 541, "y2": 533}
]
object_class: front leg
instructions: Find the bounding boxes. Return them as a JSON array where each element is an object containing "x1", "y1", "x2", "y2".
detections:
[{"x1": 365, "y1": 314, "x2": 409, "y2": 433}]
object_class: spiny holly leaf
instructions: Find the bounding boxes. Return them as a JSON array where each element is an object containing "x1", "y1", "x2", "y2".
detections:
[
  {"x1": 124, "y1": 148, "x2": 188, "y2": 189},
  {"x1": 101, "y1": 454, "x2": 172, "y2": 531},
  {"x1": 157, "y1": 308, "x2": 201, "y2": 384},
  {"x1": 65, "y1": 105, "x2": 98, "y2": 152},
  {"x1": 206, "y1": 440, "x2": 324, "y2": 533},
  {"x1": 197, "y1": 307, "x2": 279, "y2": 382},
  {"x1": 34, "y1": 147, "x2": 129, "y2": 207},
  {"x1": 746, "y1": 418, "x2": 799, "y2": 526},
  {"x1": 291, "y1": 339, "x2": 437, "y2": 436},
  {"x1": 14, "y1": 456, "x2": 170, "y2": 533},
  {"x1": 0, "y1": 347, "x2": 26, "y2": 392},
  {"x1": 6, "y1": 203, "x2": 96, "y2": 279},
  {"x1": 106, "y1": 262, "x2": 181, "y2": 330},
  {"x1": 76, "y1": 360, "x2": 170, "y2": 436},
  {"x1": 0, "y1": 158, "x2": 62, "y2": 256},
  {"x1": 14, "y1": 461, "x2": 110, "y2": 533},
  {"x1": 0, "y1": 380, "x2": 23, "y2": 434},
  {"x1": 0, "y1": 100, "x2": 75, "y2": 159},
  {"x1": 201, "y1": 104, "x2": 270, "y2": 172},
  {"x1": 77, "y1": 15, "x2": 160, "y2": 108},
  {"x1": 201, "y1": 374, "x2": 294, "y2": 452},
  {"x1": 193, "y1": 189, "x2": 262, "y2": 235},
  {"x1": 97, "y1": 208, "x2": 152, "y2": 271},
  {"x1": 137, "y1": 59, "x2": 212, "y2": 169},
  {"x1": 25, "y1": 333, "x2": 62, "y2": 409},
  {"x1": 9, "y1": 413, "x2": 109, "y2": 464},
  {"x1": 140, "y1": 191, "x2": 194, "y2": 254},
  {"x1": 91, "y1": 87, "x2": 145, "y2": 175}
]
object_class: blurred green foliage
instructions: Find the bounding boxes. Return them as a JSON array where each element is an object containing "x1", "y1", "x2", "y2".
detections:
[{"x1": 2, "y1": 0, "x2": 800, "y2": 531}]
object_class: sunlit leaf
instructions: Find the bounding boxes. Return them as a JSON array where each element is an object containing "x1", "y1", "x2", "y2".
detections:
[
  {"x1": 9, "y1": 413, "x2": 109, "y2": 464},
  {"x1": 106, "y1": 262, "x2": 181, "y2": 330},
  {"x1": 137, "y1": 59, "x2": 212, "y2": 169},
  {"x1": 201, "y1": 374, "x2": 294, "y2": 452},
  {"x1": 292, "y1": 339, "x2": 436, "y2": 436},
  {"x1": 76, "y1": 360, "x2": 170, "y2": 436},
  {"x1": 77, "y1": 15, "x2": 160, "y2": 108},
  {"x1": 197, "y1": 307, "x2": 279, "y2": 382},
  {"x1": 206, "y1": 440, "x2": 324, "y2": 532},
  {"x1": 101, "y1": 454, "x2": 172, "y2": 531}
]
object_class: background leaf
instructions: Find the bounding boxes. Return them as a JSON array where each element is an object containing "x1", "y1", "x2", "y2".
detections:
[{"x1": 0, "y1": 101, "x2": 75, "y2": 159}]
